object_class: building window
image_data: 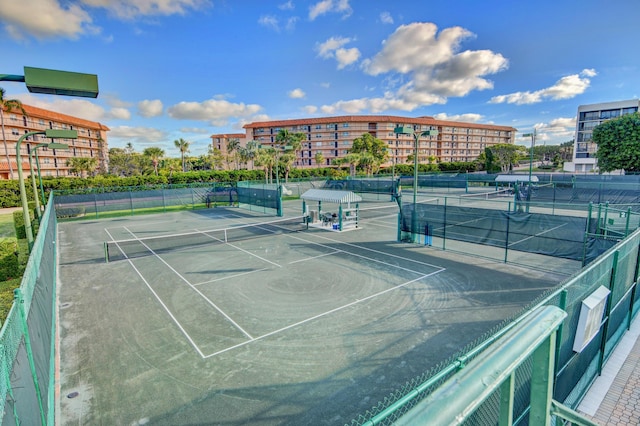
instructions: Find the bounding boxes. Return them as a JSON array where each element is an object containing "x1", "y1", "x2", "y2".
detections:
[{"x1": 342, "y1": 123, "x2": 349, "y2": 128}]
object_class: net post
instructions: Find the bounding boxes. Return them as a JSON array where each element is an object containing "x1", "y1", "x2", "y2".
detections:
[{"x1": 104, "y1": 241, "x2": 109, "y2": 263}]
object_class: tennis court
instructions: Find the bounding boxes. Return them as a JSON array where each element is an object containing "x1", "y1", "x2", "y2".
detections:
[{"x1": 57, "y1": 199, "x2": 568, "y2": 425}]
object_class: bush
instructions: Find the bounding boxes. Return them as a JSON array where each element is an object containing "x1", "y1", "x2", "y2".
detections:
[
  {"x1": 56, "y1": 206, "x2": 86, "y2": 218},
  {"x1": 0, "y1": 278, "x2": 19, "y2": 325},
  {"x1": 0, "y1": 238, "x2": 20, "y2": 281}
]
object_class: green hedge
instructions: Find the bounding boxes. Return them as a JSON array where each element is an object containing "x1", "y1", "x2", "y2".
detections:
[
  {"x1": 0, "y1": 163, "x2": 477, "y2": 209},
  {"x1": 0, "y1": 238, "x2": 20, "y2": 281}
]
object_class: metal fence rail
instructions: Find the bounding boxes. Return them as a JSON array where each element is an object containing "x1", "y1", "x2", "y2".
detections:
[
  {"x1": 0, "y1": 194, "x2": 57, "y2": 425},
  {"x1": 350, "y1": 226, "x2": 640, "y2": 425}
]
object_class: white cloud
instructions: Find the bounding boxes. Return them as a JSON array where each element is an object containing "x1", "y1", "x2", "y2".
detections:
[
  {"x1": 316, "y1": 36, "x2": 351, "y2": 58},
  {"x1": 0, "y1": 0, "x2": 95, "y2": 39},
  {"x1": 15, "y1": 94, "x2": 108, "y2": 122},
  {"x1": 81, "y1": 0, "x2": 211, "y2": 19},
  {"x1": 167, "y1": 97, "x2": 263, "y2": 126},
  {"x1": 489, "y1": 69, "x2": 596, "y2": 105},
  {"x1": 432, "y1": 112, "x2": 483, "y2": 123},
  {"x1": 108, "y1": 125, "x2": 168, "y2": 144},
  {"x1": 108, "y1": 107, "x2": 131, "y2": 120},
  {"x1": 309, "y1": 0, "x2": 351, "y2": 21},
  {"x1": 379, "y1": 11, "x2": 393, "y2": 24},
  {"x1": 536, "y1": 117, "x2": 577, "y2": 143},
  {"x1": 285, "y1": 16, "x2": 298, "y2": 31},
  {"x1": 303, "y1": 105, "x2": 318, "y2": 114},
  {"x1": 258, "y1": 15, "x2": 280, "y2": 31},
  {"x1": 335, "y1": 47, "x2": 360, "y2": 69},
  {"x1": 138, "y1": 99, "x2": 164, "y2": 117},
  {"x1": 278, "y1": 0, "x2": 294, "y2": 10},
  {"x1": 0, "y1": 0, "x2": 210, "y2": 39},
  {"x1": 316, "y1": 36, "x2": 360, "y2": 69},
  {"x1": 312, "y1": 22, "x2": 508, "y2": 115},
  {"x1": 288, "y1": 88, "x2": 306, "y2": 99}
]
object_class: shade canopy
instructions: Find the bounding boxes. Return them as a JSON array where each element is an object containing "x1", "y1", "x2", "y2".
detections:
[
  {"x1": 495, "y1": 175, "x2": 539, "y2": 183},
  {"x1": 301, "y1": 189, "x2": 362, "y2": 204}
]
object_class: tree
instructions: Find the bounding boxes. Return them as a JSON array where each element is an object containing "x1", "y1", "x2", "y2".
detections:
[
  {"x1": 0, "y1": 88, "x2": 26, "y2": 179},
  {"x1": 207, "y1": 146, "x2": 225, "y2": 170},
  {"x1": 143, "y1": 147, "x2": 165, "y2": 176},
  {"x1": 174, "y1": 138, "x2": 190, "y2": 172},
  {"x1": 349, "y1": 133, "x2": 388, "y2": 174},
  {"x1": 226, "y1": 138, "x2": 241, "y2": 170},
  {"x1": 314, "y1": 151, "x2": 324, "y2": 168},
  {"x1": 238, "y1": 140, "x2": 258, "y2": 169},
  {"x1": 593, "y1": 113, "x2": 640, "y2": 173},
  {"x1": 488, "y1": 144, "x2": 526, "y2": 172},
  {"x1": 254, "y1": 148, "x2": 276, "y2": 183},
  {"x1": 66, "y1": 157, "x2": 98, "y2": 177}
]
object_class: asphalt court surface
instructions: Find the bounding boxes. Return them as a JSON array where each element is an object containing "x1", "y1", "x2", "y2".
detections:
[
  {"x1": 57, "y1": 200, "x2": 569, "y2": 425},
  {"x1": 102, "y1": 209, "x2": 445, "y2": 358}
]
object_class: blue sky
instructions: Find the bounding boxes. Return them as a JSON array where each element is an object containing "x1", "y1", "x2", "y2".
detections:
[{"x1": 1, "y1": 0, "x2": 638, "y2": 157}]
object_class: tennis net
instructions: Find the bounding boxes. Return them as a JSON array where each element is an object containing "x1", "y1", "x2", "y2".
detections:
[{"x1": 105, "y1": 216, "x2": 308, "y2": 262}]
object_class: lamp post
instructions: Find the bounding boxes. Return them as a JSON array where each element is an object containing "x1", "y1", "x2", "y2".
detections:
[
  {"x1": 17, "y1": 129, "x2": 77, "y2": 249},
  {"x1": 523, "y1": 129, "x2": 536, "y2": 184},
  {"x1": 394, "y1": 125, "x2": 439, "y2": 243},
  {"x1": 29, "y1": 142, "x2": 69, "y2": 219},
  {"x1": 523, "y1": 130, "x2": 536, "y2": 212}
]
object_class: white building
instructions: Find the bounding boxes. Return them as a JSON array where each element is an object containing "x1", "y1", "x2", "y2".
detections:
[{"x1": 565, "y1": 99, "x2": 640, "y2": 173}]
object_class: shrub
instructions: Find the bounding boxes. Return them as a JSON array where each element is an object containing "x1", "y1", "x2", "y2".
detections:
[{"x1": 0, "y1": 238, "x2": 20, "y2": 281}]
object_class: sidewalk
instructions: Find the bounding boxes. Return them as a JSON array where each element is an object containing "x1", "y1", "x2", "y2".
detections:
[{"x1": 577, "y1": 316, "x2": 640, "y2": 425}]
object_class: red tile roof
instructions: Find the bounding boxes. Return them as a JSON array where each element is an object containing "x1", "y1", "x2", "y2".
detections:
[
  {"x1": 2, "y1": 104, "x2": 109, "y2": 131},
  {"x1": 242, "y1": 115, "x2": 516, "y2": 131}
]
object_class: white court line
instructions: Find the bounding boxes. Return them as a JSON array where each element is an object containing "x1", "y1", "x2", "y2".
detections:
[
  {"x1": 194, "y1": 267, "x2": 271, "y2": 286},
  {"x1": 288, "y1": 250, "x2": 341, "y2": 264},
  {"x1": 193, "y1": 229, "x2": 282, "y2": 268},
  {"x1": 302, "y1": 232, "x2": 446, "y2": 270},
  {"x1": 104, "y1": 228, "x2": 205, "y2": 358},
  {"x1": 203, "y1": 269, "x2": 444, "y2": 358},
  {"x1": 507, "y1": 223, "x2": 568, "y2": 247},
  {"x1": 122, "y1": 226, "x2": 254, "y2": 342},
  {"x1": 286, "y1": 234, "x2": 434, "y2": 276}
]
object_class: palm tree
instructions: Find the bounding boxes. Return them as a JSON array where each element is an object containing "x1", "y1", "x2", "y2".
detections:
[
  {"x1": 0, "y1": 88, "x2": 26, "y2": 179},
  {"x1": 226, "y1": 138, "x2": 241, "y2": 170},
  {"x1": 143, "y1": 147, "x2": 165, "y2": 176},
  {"x1": 255, "y1": 148, "x2": 276, "y2": 183},
  {"x1": 238, "y1": 140, "x2": 258, "y2": 169},
  {"x1": 66, "y1": 157, "x2": 98, "y2": 177},
  {"x1": 174, "y1": 138, "x2": 190, "y2": 172},
  {"x1": 315, "y1": 151, "x2": 324, "y2": 169}
]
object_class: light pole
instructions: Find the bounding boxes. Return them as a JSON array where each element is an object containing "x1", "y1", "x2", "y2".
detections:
[
  {"x1": 394, "y1": 125, "x2": 439, "y2": 243},
  {"x1": 523, "y1": 129, "x2": 536, "y2": 184},
  {"x1": 523, "y1": 130, "x2": 536, "y2": 211},
  {"x1": 29, "y1": 142, "x2": 69, "y2": 219},
  {"x1": 17, "y1": 129, "x2": 77, "y2": 249}
]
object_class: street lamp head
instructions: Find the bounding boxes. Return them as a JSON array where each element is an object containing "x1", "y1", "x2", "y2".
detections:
[
  {"x1": 46, "y1": 142, "x2": 69, "y2": 150},
  {"x1": 24, "y1": 66, "x2": 99, "y2": 98},
  {"x1": 44, "y1": 129, "x2": 78, "y2": 139},
  {"x1": 394, "y1": 125, "x2": 413, "y2": 135}
]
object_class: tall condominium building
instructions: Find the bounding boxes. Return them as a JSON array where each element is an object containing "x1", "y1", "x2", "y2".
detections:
[
  {"x1": 566, "y1": 99, "x2": 640, "y2": 173},
  {"x1": 243, "y1": 115, "x2": 515, "y2": 168},
  {"x1": 210, "y1": 133, "x2": 248, "y2": 154},
  {"x1": 0, "y1": 103, "x2": 109, "y2": 179}
]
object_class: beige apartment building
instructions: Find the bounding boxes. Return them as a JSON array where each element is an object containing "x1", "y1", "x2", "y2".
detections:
[
  {"x1": 0, "y1": 104, "x2": 109, "y2": 180},
  {"x1": 243, "y1": 115, "x2": 515, "y2": 168}
]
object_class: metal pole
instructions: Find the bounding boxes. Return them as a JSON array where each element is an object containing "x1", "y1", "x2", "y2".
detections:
[
  {"x1": 35, "y1": 148, "x2": 45, "y2": 207},
  {"x1": 412, "y1": 132, "x2": 419, "y2": 243},
  {"x1": 16, "y1": 131, "x2": 43, "y2": 250},
  {"x1": 28, "y1": 148, "x2": 42, "y2": 220}
]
